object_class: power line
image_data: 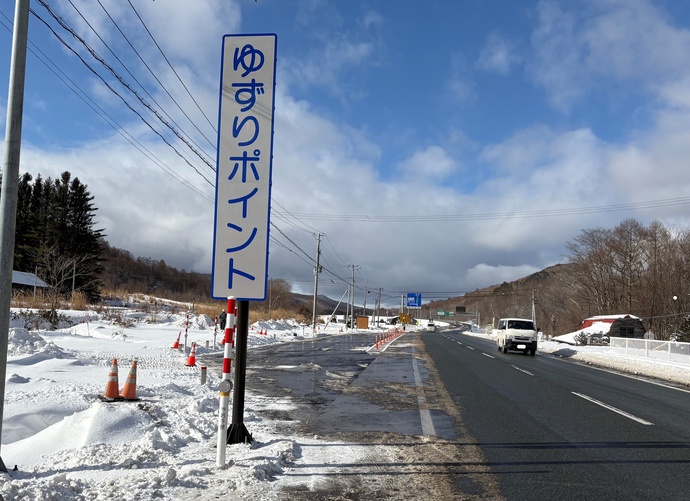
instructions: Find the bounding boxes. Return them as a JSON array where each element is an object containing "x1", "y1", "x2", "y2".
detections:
[
  {"x1": 30, "y1": 5, "x2": 214, "y2": 188},
  {"x1": 126, "y1": 0, "x2": 217, "y2": 140},
  {"x1": 0, "y1": 10, "x2": 213, "y2": 203},
  {"x1": 84, "y1": 0, "x2": 216, "y2": 156},
  {"x1": 273, "y1": 196, "x2": 690, "y2": 223},
  {"x1": 34, "y1": 0, "x2": 215, "y2": 183}
]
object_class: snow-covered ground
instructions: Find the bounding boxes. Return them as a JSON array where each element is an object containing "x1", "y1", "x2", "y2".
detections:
[{"x1": 0, "y1": 309, "x2": 687, "y2": 500}]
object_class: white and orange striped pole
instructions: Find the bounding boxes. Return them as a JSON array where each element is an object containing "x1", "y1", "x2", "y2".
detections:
[{"x1": 217, "y1": 296, "x2": 236, "y2": 466}]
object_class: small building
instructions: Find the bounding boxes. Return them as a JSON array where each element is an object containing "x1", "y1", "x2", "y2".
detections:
[
  {"x1": 12, "y1": 271, "x2": 48, "y2": 292},
  {"x1": 576, "y1": 314, "x2": 646, "y2": 339},
  {"x1": 555, "y1": 314, "x2": 646, "y2": 345}
]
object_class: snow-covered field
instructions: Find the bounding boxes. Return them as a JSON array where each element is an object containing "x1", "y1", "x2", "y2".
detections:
[{"x1": 0, "y1": 309, "x2": 687, "y2": 500}]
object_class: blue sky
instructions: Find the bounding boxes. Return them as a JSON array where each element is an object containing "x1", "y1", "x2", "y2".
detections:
[{"x1": 2, "y1": 0, "x2": 690, "y2": 307}]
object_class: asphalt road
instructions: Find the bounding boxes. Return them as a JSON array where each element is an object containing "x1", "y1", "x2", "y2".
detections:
[
  {"x1": 427, "y1": 328, "x2": 690, "y2": 500},
  {"x1": 201, "y1": 328, "x2": 690, "y2": 499}
]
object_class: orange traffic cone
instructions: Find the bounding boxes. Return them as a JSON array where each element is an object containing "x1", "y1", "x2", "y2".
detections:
[
  {"x1": 103, "y1": 358, "x2": 120, "y2": 400},
  {"x1": 120, "y1": 358, "x2": 138, "y2": 400},
  {"x1": 186, "y1": 342, "x2": 197, "y2": 367},
  {"x1": 172, "y1": 332, "x2": 180, "y2": 349}
]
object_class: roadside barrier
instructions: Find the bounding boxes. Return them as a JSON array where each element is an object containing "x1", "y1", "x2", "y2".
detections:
[
  {"x1": 120, "y1": 358, "x2": 138, "y2": 400},
  {"x1": 186, "y1": 342, "x2": 197, "y2": 367},
  {"x1": 171, "y1": 332, "x2": 181, "y2": 349},
  {"x1": 103, "y1": 358, "x2": 120, "y2": 399}
]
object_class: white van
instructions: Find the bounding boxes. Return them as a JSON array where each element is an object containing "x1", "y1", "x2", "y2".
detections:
[
  {"x1": 427, "y1": 321, "x2": 437, "y2": 332},
  {"x1": 494, "y1": 318, "x2": 537, "y2": 356}
]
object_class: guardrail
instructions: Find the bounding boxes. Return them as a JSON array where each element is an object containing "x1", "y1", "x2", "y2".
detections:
[{"x1": 609, "y1": 337, "x2": 690, "y2": 366}]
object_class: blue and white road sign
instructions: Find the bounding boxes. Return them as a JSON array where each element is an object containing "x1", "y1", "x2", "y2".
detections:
[{"x1": 407, "y1": 293, "x2": 422, "y2": 308}]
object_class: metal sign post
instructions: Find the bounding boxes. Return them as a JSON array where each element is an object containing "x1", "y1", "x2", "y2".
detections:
[{"x1": 227, "y1": 300, "x2": 252, "y2": 444}]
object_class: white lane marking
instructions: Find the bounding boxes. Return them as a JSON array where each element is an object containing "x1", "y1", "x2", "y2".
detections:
[
  {"x1": 411, "y1": 351, "x2": 436, "y2": 436},
  {"x1": 511, "y1": 365, "x2": 534, "y2": 376},
  {"x1": 572, "y1": 392, "x2": 654, "y2": 425},
  {"x1": 482, "y1": 353, "x2": 495, "y2": 359},
  {"x1": 466, "y1": 346, "x2": 475, "y2": 351}
]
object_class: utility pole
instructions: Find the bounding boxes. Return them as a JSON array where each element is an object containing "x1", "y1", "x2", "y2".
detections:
[
  {"x1": 362, "y1": 278, "x2": 368, "y2": 317},
  {"x1": 375, "y1": 287, "x2": 382, "y2": 326},
  {"x1": 311, "y1": 233, "x2": 323, "y2": 333},
  {"x1": 400, "y1": 294, "x2": 404, "y2": 323},
  {"x1": 532, "y1": 290, "x2": 537, "y2": 325},
  {"x1": 0, "y1": 0, "x2": 30, "y2": 474},
  {"x1": 347, "y1": 264, "x2": 359, "y2": 329}
]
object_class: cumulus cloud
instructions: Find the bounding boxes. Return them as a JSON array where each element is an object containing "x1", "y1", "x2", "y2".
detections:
[
  {"x1": 466, "y1": 263, "x2": 541, "y2": 287},
  {"x1": 529, "y1": 0, "x2": 690, "y2": 111},
  {"x1": 396, "y1": 146, "x2": 457, "y2": 181},
  {"x1": 477, "y1": 31, "x2": 520, "y2": 74}
]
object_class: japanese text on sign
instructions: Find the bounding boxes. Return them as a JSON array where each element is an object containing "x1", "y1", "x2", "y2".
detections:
[{"x1": 212, "y1": 34, "x2": 277, "y2": 300}]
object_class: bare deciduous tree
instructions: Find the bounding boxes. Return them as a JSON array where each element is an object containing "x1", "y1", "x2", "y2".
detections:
[{"x1": 32, "y1": 244, "x2": 99, "y2": 326}]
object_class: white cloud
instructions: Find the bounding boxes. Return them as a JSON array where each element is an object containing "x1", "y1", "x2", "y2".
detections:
[
  {"x1": 477, "y1": 31, "x2": 520, "y2": 74},
  {"x1": 446, "y1": 54, "x2": 476, "y2": 104},
  {"x1": 529, "y1": 0, "x2": 690, "y2": 111},
  {"x1": 361, "y1": 10, "x2": 384, "y2": 30},
  {"x1": 396, "y1": 146, "x2": 457, "y2": 181},
  {"x1": 528, "y1": 1, "x2": 586, "y2": 111},
  {"x1": 466, "y1": 263, "x2": 541, "y2": 287}
]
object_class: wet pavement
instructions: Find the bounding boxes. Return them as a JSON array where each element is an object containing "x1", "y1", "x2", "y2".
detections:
[
  {"x1": 201, "y1": 331, "x2": 456, "y2": 439},
  {"x1": 199, "y1": 330, "x2": 504, "y2": 500}
]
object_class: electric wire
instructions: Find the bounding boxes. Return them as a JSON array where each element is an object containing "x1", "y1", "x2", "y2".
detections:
[
  {"x1": 30, "y1": 4, "x2": 215, "y2": 187},
  {"x1": 273, "y1": 196, "x2": 690, "y2": 223},
  {"x1": 35, "y1": 0, "x2": 215, "y2": 182},
  {"x1": 89, "y1": 0, "x2": 216, "y2": 157},
  {"x1": 0, "y1": 10, "x2": 213, "y2": 203},
  {"x1": 126, "y1": 0, "x2": 217, "y2": 139}
]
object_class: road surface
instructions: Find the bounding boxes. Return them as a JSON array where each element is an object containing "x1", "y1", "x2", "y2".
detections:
[{"x1": 203, "y1": 328, "x2": 690, "y2": 499}]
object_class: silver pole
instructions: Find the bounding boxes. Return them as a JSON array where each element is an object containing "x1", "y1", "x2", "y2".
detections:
[{"x1": 0, "y1": 0, "x2": 30, "y2": 472}]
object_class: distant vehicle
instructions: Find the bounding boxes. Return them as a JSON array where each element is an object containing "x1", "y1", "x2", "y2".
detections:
[
  {"x1": 427, "y1": 322, "x2": 437, "y2": 332},
  {"x1": 494, "y1": 318, "x2": 537, "y2": 356}
]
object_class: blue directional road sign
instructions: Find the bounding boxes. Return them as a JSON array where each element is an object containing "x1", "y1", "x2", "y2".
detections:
[{"x1": 407, "y1": 293, "x2": 422, "y2": 308}]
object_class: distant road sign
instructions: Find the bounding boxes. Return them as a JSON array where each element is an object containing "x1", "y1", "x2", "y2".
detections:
[
  {"x1": 407, "y1": 293, "x2": 422, "y2": 308},
  {"x1": 212, "y1": 34, "x2": 277, "y2": 300}
]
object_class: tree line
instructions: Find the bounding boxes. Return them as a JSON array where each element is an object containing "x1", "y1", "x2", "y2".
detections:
[
  {"x1": 476, "y1": 218, "x2": 690, "y2": 340},
  {"x1": 9, "y1": 171, "x2": 104, "y2": 301},
  {"x1": 8, "y1": 172, "x2": 689, "y2": 338},
  {"x1": 5, "y1": 171, "x2": 298, "y2": 312},
  {"x1": 565, "y1": 218, "x2": 690, "y2": 339}
]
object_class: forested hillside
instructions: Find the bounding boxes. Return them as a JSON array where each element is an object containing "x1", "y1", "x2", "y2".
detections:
[
  {"x1": 427, "y1": 219, "x2": 690, "y2": 340},
  {"x1": 8, "y1": 172, "x2": 690, "y2": 339}
]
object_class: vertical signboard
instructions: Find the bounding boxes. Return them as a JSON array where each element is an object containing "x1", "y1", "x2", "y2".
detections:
[{"x1": 212, "y1": 34, "x2": 277, "y2": 300}]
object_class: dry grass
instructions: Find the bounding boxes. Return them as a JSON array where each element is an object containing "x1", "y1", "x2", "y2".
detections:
[
  {"x1": 193, "y1": 304, "x2": 310, "y2": 324},
  {"x1": 11, "y1": 291, "x2": 47, "y2": 309},
  {"x1": 70, "y1": 291, "x2": 88, "y2": 310},
  {"x1": 11, "y1": 288, "x2": 312, "y2": 324}
]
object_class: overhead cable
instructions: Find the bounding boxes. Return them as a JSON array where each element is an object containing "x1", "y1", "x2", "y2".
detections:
[{"x1": 30, "y1": 4, "x2": 214, "y2": 187}]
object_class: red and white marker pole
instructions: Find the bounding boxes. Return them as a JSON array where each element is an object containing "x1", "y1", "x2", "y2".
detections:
[
  {"x1": 217, "y1": 296, "x2": 236, "y2": 466},
  {"x1": 184, "y1": 312, "x2": 189, "y2": 352},
  {"x1": 222, "y1": 297, "x2": 236, "y2": 380}
]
